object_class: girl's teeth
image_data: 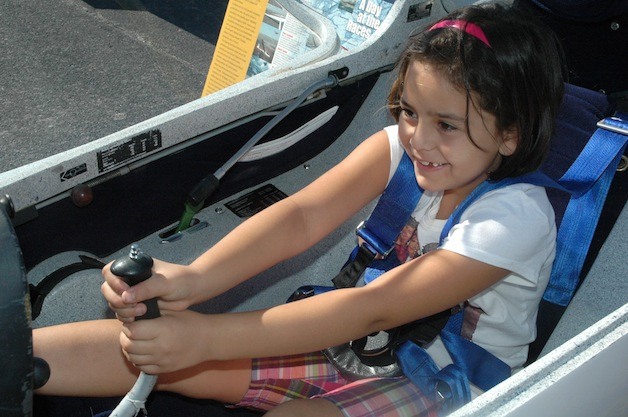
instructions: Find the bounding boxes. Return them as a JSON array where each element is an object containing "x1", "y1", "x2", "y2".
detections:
[{"x1": 419, "y1": 161, "x2": 443, "y2": 167}]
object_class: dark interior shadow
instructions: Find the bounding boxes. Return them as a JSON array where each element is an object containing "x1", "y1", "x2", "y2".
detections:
[{"x1": 81, "y1": 0, "x2": 229, "y2": 43}]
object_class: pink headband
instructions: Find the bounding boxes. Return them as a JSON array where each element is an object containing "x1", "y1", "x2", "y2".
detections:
[{"x1": 429, "y1": 19, "x2": 491, "y2": 48}]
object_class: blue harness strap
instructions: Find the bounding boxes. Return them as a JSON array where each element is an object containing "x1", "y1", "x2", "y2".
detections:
[
  {"x1": 542, "y1": 115, "x2": 627, "y2": 305},
  {"x1": 327, "y1": 153, "x2": 422, "y2": 289},
  {"x1": 395, "y1": 179, "x2": 515, "y2": 410},
  {"x1": 356, "y1": 152, "x2": 423, "y2": 256}
]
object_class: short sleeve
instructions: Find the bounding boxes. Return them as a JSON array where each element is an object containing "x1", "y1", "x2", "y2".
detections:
[
  {"x1": 441, "y1": 183, "x2": 557, "y2": 286},
  {"x1": 384, "y1": 125, "x2": 404, "y2": 184}
]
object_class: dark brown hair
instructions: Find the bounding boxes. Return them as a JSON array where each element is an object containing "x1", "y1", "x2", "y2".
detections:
[{"x1": 388, "y1": 3, "x2": 566, "y2": 180}]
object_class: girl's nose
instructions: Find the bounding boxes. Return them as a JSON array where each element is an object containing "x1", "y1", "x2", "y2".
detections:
[{"x1": 409, "y1": 121, "x2": 435, "y2": 151}]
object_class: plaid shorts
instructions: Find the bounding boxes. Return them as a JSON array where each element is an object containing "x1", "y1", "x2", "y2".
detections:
[{"x1": 234, "y1": 351, "x2": 440, "y2": 417}]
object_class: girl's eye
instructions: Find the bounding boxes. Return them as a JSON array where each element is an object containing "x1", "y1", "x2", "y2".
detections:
[
  {"x1": 438, "y1": 121, "x2": 456, "y2": 132},
  {"x1": 401, "y1": 108, "x2": 416, "y2": 119}
]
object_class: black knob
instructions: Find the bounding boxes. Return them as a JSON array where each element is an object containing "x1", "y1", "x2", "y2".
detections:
[
  {"x1": 110, "y1": 244, "x2": 160, "y2": 320},
  {"x1": 33, "y1": 357, "x2": 51, "y2": 389}
]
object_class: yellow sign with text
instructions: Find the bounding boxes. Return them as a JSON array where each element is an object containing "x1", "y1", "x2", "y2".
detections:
[{"x1": 202, "y1": 0, "x2": 270, "y2": 97}]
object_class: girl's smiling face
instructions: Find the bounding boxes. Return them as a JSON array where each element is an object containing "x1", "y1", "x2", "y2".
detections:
[{"x1": 398, "y1": 61, "x2": 518, "y2": 203}]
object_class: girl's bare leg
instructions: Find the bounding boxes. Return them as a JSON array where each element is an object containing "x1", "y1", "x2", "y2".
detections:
[{"x1": 33, "y1": 319, "x2": 251, "y2": 404}]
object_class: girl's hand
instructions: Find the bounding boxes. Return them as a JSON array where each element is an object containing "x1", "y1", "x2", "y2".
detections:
[
  {"x1": 119, "y1": 309, "x2": 210, "y2": 374},
  {"x1": 101, "y1": 259, "x2": 203, "y2": 322}
]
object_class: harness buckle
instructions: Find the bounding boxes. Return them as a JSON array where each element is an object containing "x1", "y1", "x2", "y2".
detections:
[
  {"x1": 597, "y1": 115, "x2": 628, "y2": 135},
  {"x1": 356, "y1": 221, "x2": 396, "y2": 257}
]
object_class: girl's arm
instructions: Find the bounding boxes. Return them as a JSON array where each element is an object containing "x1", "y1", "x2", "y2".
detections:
[
  {"x1": 120, "y1": 248, "x2": 509, "y2": 374},
  {"x1": 102, "y1": 130, "x2": 392, "y2": 317},
  {"x1": 211, "y1": 249, "x2": 509, "y2": 357}
]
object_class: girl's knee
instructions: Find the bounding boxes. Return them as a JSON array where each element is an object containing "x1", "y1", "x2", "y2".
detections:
[{"x1": 265, "y1": 398, "x2": 343, "y2": 417}]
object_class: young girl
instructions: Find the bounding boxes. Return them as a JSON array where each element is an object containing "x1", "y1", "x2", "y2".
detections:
[{"x1": 35, "y1": 3, "x2": 566, "y2": 416}]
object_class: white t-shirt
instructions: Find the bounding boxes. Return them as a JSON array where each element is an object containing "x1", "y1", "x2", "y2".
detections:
[{"x1": 383, "y1": 125, "x2": 557, "y2": 371}]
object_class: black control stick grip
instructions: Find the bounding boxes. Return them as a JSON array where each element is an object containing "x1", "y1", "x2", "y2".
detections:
[{"x1": 110, "y1": 244, "x2": 160, "y2": 320}]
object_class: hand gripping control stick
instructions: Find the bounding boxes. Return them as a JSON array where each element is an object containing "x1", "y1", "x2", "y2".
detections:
[{"x1": 109, "y1": 244, "x2": 159, "y2": 417}]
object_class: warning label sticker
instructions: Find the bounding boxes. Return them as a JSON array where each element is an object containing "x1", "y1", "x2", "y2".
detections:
[
  {"x1": 225, "y1": 184, "x2": 288, "y2": 218},
  {"x1": 60, "y1": 163, "x2": 87, "y2": 182},
  {"x1": 97, "y1": 129, "x2": 162, "y2": 173}
]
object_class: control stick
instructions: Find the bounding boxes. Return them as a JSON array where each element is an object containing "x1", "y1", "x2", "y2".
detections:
[
  {"x1": 109, "y1": 244, "x2": 159, "y2": 417},
  {"x1": 110, "y1": 244, "x2": 160, "y2": 320}
]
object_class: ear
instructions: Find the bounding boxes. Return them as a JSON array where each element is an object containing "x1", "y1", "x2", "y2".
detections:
[{"x1": 498, "y1": 126, "x2": 519, "y2": 157}]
